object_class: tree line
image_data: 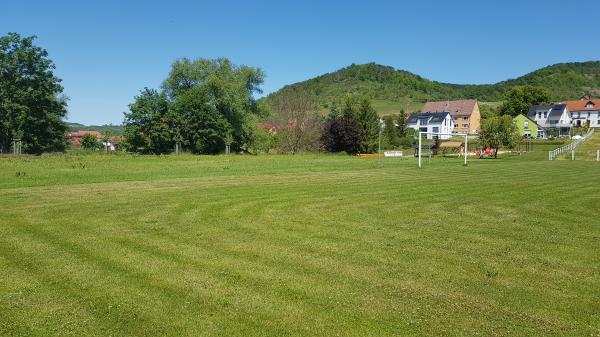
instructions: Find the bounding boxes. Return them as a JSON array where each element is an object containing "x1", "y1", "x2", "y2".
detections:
[
  {"x1": 261, "y1": 89, "x2": 414, "y2": 155},
  {"x1": 0, "y1": 32, "x2": 579, "y2": 156}
]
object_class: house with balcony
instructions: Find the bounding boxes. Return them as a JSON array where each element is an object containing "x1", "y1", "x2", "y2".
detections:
[
  {"x1": 562, "y1": 99, "x2": 600, "y2": 128},
  {"x1": 527, "y1": 103, "x2": 571, "y2": 136},
  {"x1": 407, "y1": 111, "x2": 454, "y2": 139},
  {"x1": 421, "y1": 99, "x2": 480, "y2": 133}
]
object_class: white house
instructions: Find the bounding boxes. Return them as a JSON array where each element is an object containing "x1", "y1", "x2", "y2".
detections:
[
  {"x1": 562, "y1": 99, "x2": 600, "y2": 128},
  {"x1": 527, "y1": 103, "x2": 571, "y2": 136},
  {"x1": 407, "y1": 111, "x2": 454, "y2": 139}
]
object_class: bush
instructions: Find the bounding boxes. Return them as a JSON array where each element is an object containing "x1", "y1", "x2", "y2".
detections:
[
  {"x1": 249, "y1": 128, "x2": 277, "y2": 154},
  {"x1": 80, "y1": 134, "x2": 99, "y2": 150},
  {"x1": 322, "y1": 117, "x2": 361, "y2": 154}
]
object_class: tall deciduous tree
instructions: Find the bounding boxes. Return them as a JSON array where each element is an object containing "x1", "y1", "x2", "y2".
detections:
[
  {"x1": 123, "y1": 88, "x2": 175, "y2": 154},
  {"x1": 498, "y1": 85, "x2": 551, "y2": 117},
  {"x1": 123, "y1": 58, "x2": 264, "y2": 154},
  {"x1": 163, "y1": 58, "x2": 264, "y2": 154},
  {"x1": 271, "y1": 89, "x2": 322, "y2": 154},
  {"x1": 0, "y1": 33, "x2": 67, "y2": 154}
]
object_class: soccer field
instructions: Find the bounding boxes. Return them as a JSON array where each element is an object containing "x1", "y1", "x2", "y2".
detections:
[{"x1": 1, "y1": 154, "x2": 598, "y2": 336}]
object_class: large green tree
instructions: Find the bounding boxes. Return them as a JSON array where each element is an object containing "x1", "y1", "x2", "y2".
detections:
[
  {"x1": 0, "y1": 33, "x2": 67, "y2": 154},
  {"x1": 478, "y1": 115, "x2": 519, "y2": 158},
  {"x1": 123, "y1": 88, "x2": 175, "y2": 154},
  {"x1": 163, "y1": 58, "x2": 264, "y2": 154},
  {"x1": 123, "y1": 58, "x2": 264, "y2": 154},
  {"x1": 498, "y1": 85, "x2": 551, "y2": 117}
]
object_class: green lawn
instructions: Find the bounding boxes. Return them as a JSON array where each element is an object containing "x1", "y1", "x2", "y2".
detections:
[
  {"x1": 575, "y1": 131, "x2": 600, "y2": 161},
  {"x1": 1, "y1": 153, "x2": 599, "y2": 336}
]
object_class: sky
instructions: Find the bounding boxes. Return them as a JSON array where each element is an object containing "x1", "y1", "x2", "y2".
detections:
[{"x1": 2, "y1": 0, "x2": 600, "y2": 125}]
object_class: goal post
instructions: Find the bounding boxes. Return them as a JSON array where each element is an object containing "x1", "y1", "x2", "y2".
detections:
[{"x1": 418, "y1": 132, "x2": 468, "y2": 168}]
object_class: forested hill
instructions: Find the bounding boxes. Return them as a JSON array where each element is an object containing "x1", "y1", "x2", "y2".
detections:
[
  {"x1": 263, "y1": 61, "x2": 600, "y2": 113},
  {"x1": 66, "y1": 122, "x2": 124, "y2": 135}
]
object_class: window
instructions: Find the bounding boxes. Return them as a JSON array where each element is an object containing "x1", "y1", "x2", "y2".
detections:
[
  {"x1": 537, "y1": 112, "x2": 541, "y2": 118},
  {"x1": 587, "y1": 103, "x2": 595, "y2": 109},
  {"x1": 432, "y1": 127, "x2": 439, "y2": 133},
  {"x1": 462, "y1": 124, "x2": 469, "y2": 128},
  {"x1": 463, "y1": 116, "x2": 469, "y2": 120},
  {"x1": 543, "y1": 112, "x2": 547, "y2": 118},
  {"x1": 454, "y1": 124, "x2": 458, "y2": 128},
  {"x1": 524, "y1": 121, "x2": 529, "y2": 129}
]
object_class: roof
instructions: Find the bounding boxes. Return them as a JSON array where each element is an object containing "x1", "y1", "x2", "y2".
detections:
[
  {"x1": 562, "y1": 99, "x2": 600, "y2": 111},
  {"x1": 548, "y1": 104, "x2": 567, "y2": 120},
  {"x1": 422, "y1": 99, "x2": 478, "y2": 116},
  {"x1": 407, "y1": 111, "x2": 450, "y2": 124},
  {"x1": 68, "y1": 130, "x2": 102, "y2": 138},
  {"x1": 526, "y1": 103, "x2": 567, "y2": 119}
]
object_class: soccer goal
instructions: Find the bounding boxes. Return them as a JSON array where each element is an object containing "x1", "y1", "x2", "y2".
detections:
[{"x1": 417, "y1": 132, "x2": 469, "y2": 168}]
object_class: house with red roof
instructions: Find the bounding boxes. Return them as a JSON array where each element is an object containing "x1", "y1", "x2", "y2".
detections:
[
  {"x1": 67, "y1": 130, "x2": 102, "y2": 146},
  {"x1": 561, "y1": 98, "x2": 600, "y2": 128}
]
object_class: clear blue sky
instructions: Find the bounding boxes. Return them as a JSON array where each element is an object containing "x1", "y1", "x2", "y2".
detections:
[{"x1": 3, "y1": 0, "x2": 600, "y2": 125}]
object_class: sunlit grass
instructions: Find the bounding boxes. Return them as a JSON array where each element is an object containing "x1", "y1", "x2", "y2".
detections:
[{"x1": 1, "y1": 153, "x2": 598, "y2": 336}]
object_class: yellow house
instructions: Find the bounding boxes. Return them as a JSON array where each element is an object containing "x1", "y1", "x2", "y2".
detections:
[{"x1": 421, "y1": 99, "x2": 481, "y2": 133}]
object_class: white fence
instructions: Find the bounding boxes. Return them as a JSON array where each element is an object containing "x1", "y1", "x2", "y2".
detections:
[{"x1": 548, "y1": 129, "x2": 595, "y2": 160}]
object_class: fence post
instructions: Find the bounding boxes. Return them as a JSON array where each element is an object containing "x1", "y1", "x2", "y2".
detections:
[
  {"x1": 597, "y1": 150, "x2": 599, "y2": 162},
  {"x1": 572, "y1": 150, "x2": 575, "y2": 161}
]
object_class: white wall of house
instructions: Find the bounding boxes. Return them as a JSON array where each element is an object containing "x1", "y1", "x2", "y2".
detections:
[
  {"x1": 545, "y1": 107, "x2": 571, "y2": 128},
  {"x1": 571, "y1": 110, "x2": 600, "y2": 128},
  {"x1": 407, "y1": 115, "x2": 454, "y2": 139}
]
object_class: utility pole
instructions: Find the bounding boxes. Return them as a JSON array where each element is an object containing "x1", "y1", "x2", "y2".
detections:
[{"x1": 378, "y1": 118, "x2": 385, "y2": 164}]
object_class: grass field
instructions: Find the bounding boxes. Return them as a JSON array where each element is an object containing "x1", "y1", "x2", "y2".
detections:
[
  {"x1": 574, "y1": 131, "x2": 600, "y2": 161},
  {"x1": 1, "y1": 153, "x2": 599, "y2": 336}
]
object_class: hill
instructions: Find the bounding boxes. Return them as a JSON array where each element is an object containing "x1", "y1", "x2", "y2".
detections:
[
  {"x1": 66, "y1": 122, "x2": 124, "y2": 135},
  {"x1": 263, "y1": 61, "x2": 600, "y2": 115}
]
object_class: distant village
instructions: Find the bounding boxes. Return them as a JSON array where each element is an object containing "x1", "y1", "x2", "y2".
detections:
[
  {"x1": 71, "y1": 96, "x2": 600, "y2": 151},
  {"x1": 406, "y1": 96, "x2": 599, "y2": 140}
]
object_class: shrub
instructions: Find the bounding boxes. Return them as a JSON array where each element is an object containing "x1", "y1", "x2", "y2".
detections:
[
  {"x1": 322, "y1": 117, "x2": 361, "y2": 154},
  {"x1": 80, "y1": 134, "x2": 99, "y2": 150}
]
